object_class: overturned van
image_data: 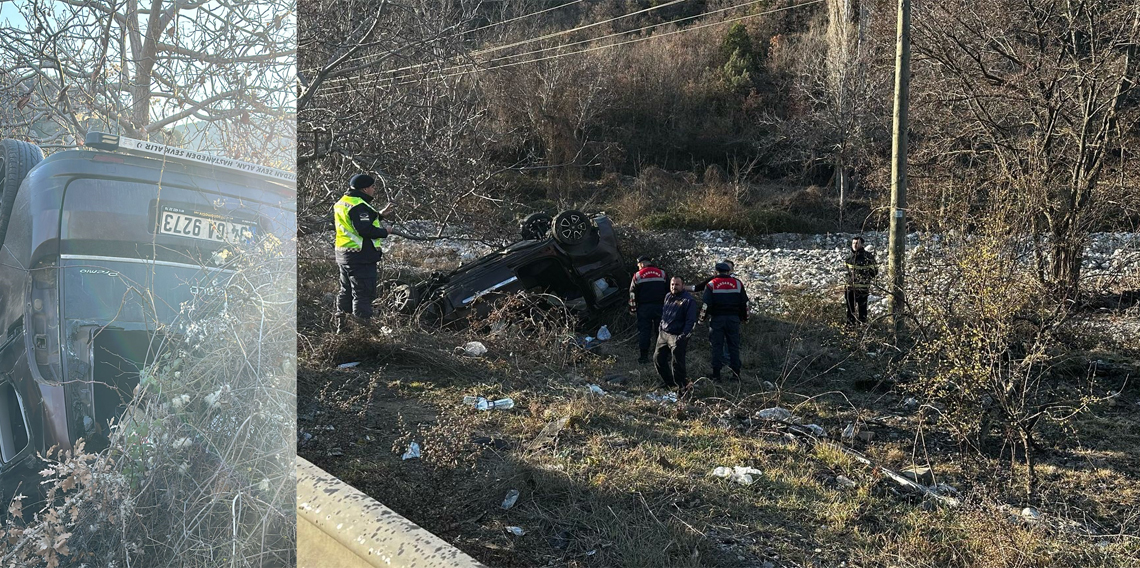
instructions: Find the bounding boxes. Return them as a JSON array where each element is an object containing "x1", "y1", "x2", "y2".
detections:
[{"x1": 0, "y1": 133, "x2": 295, "y2": 499}]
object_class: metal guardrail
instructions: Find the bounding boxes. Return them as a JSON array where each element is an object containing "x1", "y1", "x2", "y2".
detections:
[{"x1": 296, "y1": 457, "x2": 489, "y2": 568}]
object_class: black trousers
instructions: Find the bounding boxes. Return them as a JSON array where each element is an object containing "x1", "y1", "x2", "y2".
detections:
[
  {"x1": 709, "y1": 315, "x2": 742, "y2": 377},
  {"x1": 636, "y1": 304, "x2": 663, "y2": 357},
  {"x1": 654, "y1": 331, "x2": 689, "y2": 389},
  {"x1": 338, "y1": 263, "x2": 378, "y2": 319},
  {"x1": 845, "y1": 288, "x2": 869, "y2": 324}
]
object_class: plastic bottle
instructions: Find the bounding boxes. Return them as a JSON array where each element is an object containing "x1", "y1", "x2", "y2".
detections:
[{"x1": 477, "y1": 398, "x2": 514, "y2": 411}]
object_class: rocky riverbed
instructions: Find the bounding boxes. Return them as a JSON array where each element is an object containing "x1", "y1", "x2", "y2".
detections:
[{"x1": 375, "y1": 226, "x2": 1140, "y2": 317}]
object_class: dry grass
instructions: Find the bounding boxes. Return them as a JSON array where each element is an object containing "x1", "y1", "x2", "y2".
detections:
[{"x1": 297, "y1": 235, "x2": 1140, "y2": 567}]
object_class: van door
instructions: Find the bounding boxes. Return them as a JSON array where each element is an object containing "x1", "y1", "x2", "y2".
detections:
[{"x1": 0, "y1": 375, "x2": 32, "y2": 476}]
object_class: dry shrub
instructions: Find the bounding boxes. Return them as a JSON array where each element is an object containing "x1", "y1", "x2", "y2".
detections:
[
  {"x1": 2, "y1": 241, "x2": 295, "y2": 567},
  {"x1": 472, "y1": 292, "x2": 587, "y2": 371},
  {"x1": 905, "y1": 230, "x2": 1096, "y2": 496}
]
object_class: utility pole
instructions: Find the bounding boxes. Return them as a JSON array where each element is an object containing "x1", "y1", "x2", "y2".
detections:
[{"x1": 888, "y1": 0, "x2": 910, "y2": 338}]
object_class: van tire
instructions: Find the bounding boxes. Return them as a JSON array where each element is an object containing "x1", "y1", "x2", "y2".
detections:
[
  {"x1": 551, "y1": 210, "x2": 592, "y2": 246},
  {"x1": 0, "y1": 139, "x2": 44, "y2": 248}
]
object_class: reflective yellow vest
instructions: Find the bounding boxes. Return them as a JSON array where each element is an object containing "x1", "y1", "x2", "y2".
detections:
[{"x1": 334, "y1": 195, "x2": 382, "y2": 251}]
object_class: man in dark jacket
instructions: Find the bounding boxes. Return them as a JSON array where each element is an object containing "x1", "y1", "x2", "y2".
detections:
[
  {"x1": 655, "y1": 277, "x2": 698, "y2": 391},
  {"x1": 699, "y1": 262, "x2": 749, "y2": 381},
  {"x1": 629, "y1": 256, "x2": 668, "y2": 364},
  {"x1": 844, "y1": 236, "x2": 877, "y2": 325},
  {"x1": 334, "y1": 173, "x2": 395, "y2": 332}
]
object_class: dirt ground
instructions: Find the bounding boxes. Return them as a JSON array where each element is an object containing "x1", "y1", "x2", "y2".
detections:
[{"x1": 298, "y1": 246, "x2": 1140, "y2": 568}]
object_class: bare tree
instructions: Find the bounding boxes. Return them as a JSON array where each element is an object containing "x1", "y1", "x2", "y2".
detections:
[
  {"x1": 912, "y1": 0, "x2": 1140, "y2": 296},
  {"x1": 765, "y1": 0, "x2": 890, "y2": 218},
  {"x1": 298, "y1": 0, "x2": 512, "y2": 234},
  {"x1": 0, "y1": 0, "x2": 294, "y2": 163}
]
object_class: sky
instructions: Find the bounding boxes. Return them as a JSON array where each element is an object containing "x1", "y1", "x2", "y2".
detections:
[{"x1": 0, "y1": 3, "x2": 26, "y2": 27}]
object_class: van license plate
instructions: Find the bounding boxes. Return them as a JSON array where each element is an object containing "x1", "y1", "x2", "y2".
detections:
[{"x1": 159, "y1": 211, "x2": 255, "y2": 243}]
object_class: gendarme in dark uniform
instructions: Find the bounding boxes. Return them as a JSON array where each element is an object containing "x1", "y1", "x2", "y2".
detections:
[
  {"x1": 629, "y1": 255, "x2": 668, "y2": 364},
  {"x1": 334, "y1": 174, "x2": 394, "y2": 331},
  {"x1": 699, "y1": 262, "x2": 749, "y2": 381}
]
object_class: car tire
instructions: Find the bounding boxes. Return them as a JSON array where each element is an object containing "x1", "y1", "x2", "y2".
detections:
[
  {"x1": 520, "y1": 212, "x2": 553, "y2": 240},
  {"x1": 551, "y1": 210, "x2": 592, "y2": 246},
  {"x1": 390, "y1": 283, "x2": 421, "y2": 314},
  {"x1": 0, "y1": 139, "x2": 43, "y2": 248}
]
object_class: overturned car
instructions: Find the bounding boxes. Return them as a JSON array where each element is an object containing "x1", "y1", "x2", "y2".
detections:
[{"x1": 390, "y1": 210, "x2": 628, "y2": 325}]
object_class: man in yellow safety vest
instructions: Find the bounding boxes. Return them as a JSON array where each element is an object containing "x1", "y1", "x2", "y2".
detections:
[{"x1": 334, "y1": 173, "x2": 395, "y2": 332}]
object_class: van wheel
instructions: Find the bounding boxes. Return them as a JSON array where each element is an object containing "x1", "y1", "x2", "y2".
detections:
[
  {"x1": 552, "y1": 210, "x2": 592, "y2": 246},
  {"x1": 519, "y1": 212, "x2": 553, "y2": 240},
  {"x1": 0, "y1": 139, "x2": 44, "y2": 248}
]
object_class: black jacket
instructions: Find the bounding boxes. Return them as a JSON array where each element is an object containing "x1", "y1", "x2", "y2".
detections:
[{"x1": 336, "y1": 188, "x2": 389, "y2": 265}]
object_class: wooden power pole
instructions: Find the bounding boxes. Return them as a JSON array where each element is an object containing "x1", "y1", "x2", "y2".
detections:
[{"x1": 888, "y1": 0, "x2": 910, "y2": 338}]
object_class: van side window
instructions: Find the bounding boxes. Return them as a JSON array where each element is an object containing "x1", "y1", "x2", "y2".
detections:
[{"x1": 0, "y1": 382, "x2": 29, "y2": 463}]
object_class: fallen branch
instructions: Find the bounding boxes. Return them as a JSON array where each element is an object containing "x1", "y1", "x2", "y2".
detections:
[{"x1": 783, "y1": 424, "x2": 961, "y2": 508}]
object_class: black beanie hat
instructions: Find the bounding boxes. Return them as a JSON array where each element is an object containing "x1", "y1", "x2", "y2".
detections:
[{"x1": 349, "y1": 174, "x2": 375, "y2": 190}]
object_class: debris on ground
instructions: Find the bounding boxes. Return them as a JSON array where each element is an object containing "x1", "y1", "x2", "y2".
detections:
[
  {"x1": 505, "y1": 526, "x2": 526, "y2": 536},
  {"x1": 900, "y1": 467, "x2": 935, "y2": 486},
  {"x1": 527, "y1": 415, "x2": 571, "y2": 451},
  {"x1": 597, "y1": 325, "x2": 611, "y2": 341},
  {"x1": 842, "y1": 423, "x2": 858, "y2": 439},
  {"x1": 401, "y1": 441, "x2": 421, "y2": 460},
  {"x1": 501, "y1": 489, "x2": 519, "y2": 510},
  {"x1": 755, "y1": 407, "x2": 794, "y2": 422},
  {"x1": 711, "y1": 465, "x2": 763, "y2": 486},
  {"x1": 836, "y1": 475, "x2": 857, "y2": 490},
  {"x1": 646, "y1": 391, "x2": 679, "y2": 404},
  {"x1": 337, "y1": 361, "x2": 360, "y2": 369},
  {"x1": 1021, "y1": 507, "x2": 1042, "y2": 522},
  {"x1": 463, "y1": 396, "x2": 515, "y2": 411},
  {"x1": 459, "y1": 341, "x2": 487, "y2": 357},
  {"x1": 587, "y1": 384, "x2": 607, "y2": 396},
  {"x1": 803, "y1": 424, "x2": 826, "y2": 436}
]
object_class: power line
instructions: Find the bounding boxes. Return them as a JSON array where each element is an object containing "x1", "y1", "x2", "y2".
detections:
[
  {"x1": 320, "y1": 0, "x2": 823, "y2": 97},
  {"x1": 390, "y1": 0, "x2": 773, "y2": 85},
  {"x1": 324, "y1": 0, "x2": 686, "y2": 86},
  {"x1": 406, "y1": 1, "x2": 824, "y2": 84},
  {"x1": 303, "y1": 1, "x2": 584, "y2": 77}
]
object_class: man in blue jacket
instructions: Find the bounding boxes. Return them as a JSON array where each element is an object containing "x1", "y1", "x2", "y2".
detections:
[{"x1": 654, "y1": 276, "x2": 698, "y2": 391}]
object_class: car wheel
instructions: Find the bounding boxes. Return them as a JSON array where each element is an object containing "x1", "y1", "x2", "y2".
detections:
[
  {"x1": 390, "y1": 284, "x2": 420, "y2": 314},
  {"x1": 520, "y1": 212, "x2": 553, "y2": 240},
  {"x1": 551, "y1": 210, "x2": 592, "y2": 246},
  {"x1": 0, "y1": 139, "x2": 43, "y2": 249}
]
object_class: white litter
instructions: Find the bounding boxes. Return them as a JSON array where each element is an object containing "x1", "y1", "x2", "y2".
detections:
[
  {"x1": 588, "y1": 384, "x2": 607, "y2": 396},
  {"x1": 401, "y1": 442, "x2": 421, "y2": 460},
  {"x1": 501, "y1": 489, "x2": 520, "y2": 510},
  {"x1": 755, "y1": 407, "x2": 793, "y2": 422},
  {"x1": 505, "y1": 526, "x2": 526, "y2": 536},
  {"x1": 461, "y1": 341, "x2": 487, "y2": 357},
  {"x1": 804, "y1": 424, "x2": 826, "y2": 437},
  {"x1": 711, "y1": 465, "x2": 763, "y2": 486},
  {"x1": 337, "y1": 361, "x2": 360, "y2": 369},
  {"x1": 645, "y1": 391, "x2": 679, "y2": 403}
]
